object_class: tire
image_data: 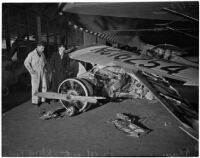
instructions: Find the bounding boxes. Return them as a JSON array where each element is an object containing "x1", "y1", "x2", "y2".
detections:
[{"x1": 58, "y1": 78, "x2": 93, "y2": 114}]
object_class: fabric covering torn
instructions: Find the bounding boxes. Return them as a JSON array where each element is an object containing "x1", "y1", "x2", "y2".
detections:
[{"x1": 107, "y1": 113, "x2": 151, "y2": 138}]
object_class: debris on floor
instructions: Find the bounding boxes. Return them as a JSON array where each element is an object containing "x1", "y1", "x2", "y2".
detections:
[
  {"x1": 107, "y1": 113, "x2": 152, "y2": 138},
  {"x1": 40, "y1": 111, "x2": 58, "y2": 120},
  {"x1": 39, "y1": 108, "x2": 66, "y2": 120}
]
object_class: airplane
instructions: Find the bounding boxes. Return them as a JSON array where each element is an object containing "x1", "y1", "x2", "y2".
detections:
[
  {"x1": 36, "y1": 2, "x2": 198, "y2": 140},
  {"x1": 35, "y1": 44, "x2": 198, "y2": 140}
]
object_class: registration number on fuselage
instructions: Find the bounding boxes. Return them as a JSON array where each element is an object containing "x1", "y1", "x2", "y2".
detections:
[{"x1": 91, "y1": 46, "x2": 189, "y2": 75}]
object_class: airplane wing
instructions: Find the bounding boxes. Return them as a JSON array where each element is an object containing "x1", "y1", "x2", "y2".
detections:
[
  {"x1": 70, "y1": 45, "x2": 198, "y2": 86},
  {"x1": 61, "y1": 2, "x2": 198, "y2": 21},
  {"x1": 134, "y1": 70, "x2": 198, "y2": 140},
  {"x1": 70, "y1": 45, "x2": 198, "y2": 139}
]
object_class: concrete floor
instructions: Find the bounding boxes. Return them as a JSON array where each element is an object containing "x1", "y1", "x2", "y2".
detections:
[
  {"x1": 2, "y1": 89, "x2": 31, "y2": 113},
  {"x1": 2, "y1": 97, "x2": 198, "y2": 156}
]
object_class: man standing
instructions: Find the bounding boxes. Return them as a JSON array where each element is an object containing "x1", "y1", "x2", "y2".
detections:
[
  {"x1": 50, "y1": 44, "x2": 71, "y2": 92},
  {"x1": 24, "y1": 43, "x2": 47, "y2": 105}
]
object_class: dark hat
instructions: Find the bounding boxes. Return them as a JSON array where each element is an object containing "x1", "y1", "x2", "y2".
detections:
[
  {"x1": 37, "y1": 42, "x2": 45, "y2": 47},
  {"x1": 58, "y1": 44, "x2": 66, "y2": 48}
]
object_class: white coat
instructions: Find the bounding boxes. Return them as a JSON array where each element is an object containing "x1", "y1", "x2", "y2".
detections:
[{"x1": 24, "y1": 49, "x2": 47, "y2": 104}]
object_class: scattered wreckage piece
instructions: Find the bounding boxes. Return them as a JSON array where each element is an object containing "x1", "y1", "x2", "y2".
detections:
[
  {"x1": 108, "y1": 113, "x2": 151, "y2": 138},
  {"x1": 39, "y1": 111, "x2": 58, "y2": 120}
]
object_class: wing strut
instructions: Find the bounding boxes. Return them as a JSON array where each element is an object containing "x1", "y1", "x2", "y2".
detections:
[
  {"x1": 166, "y1": 26, "x2": 198, "y2": 40},
  {"x1": 163, "y1": 8, "x2": 198, "y2": 22}
]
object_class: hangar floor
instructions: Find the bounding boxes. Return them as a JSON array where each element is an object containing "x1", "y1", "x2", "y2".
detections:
[{"x1": 2, "y1": 96, "x2": 198, "y2": 156}]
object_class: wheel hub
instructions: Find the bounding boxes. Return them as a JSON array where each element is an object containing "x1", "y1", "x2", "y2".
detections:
[{"x1": 66, "y1": 89, "x2": 79, "y2": 103}]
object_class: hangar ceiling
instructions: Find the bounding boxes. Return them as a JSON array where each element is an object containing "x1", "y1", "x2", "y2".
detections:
[{"x1": 2, "y1": 3, "x2": 64, "y2": 40}]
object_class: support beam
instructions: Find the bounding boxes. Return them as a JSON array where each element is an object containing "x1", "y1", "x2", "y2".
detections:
[
  {"x1": 17, "y1": 11, "x2": 21, "y2": 39},
  {"x1": 25, "y1": 8, "x2": 30, "y2": 40},
  {"x1": 46, "y1": 19, "x2": 49, "y2": 56},
  {"x1": 66, "y1": 27, "x2": 69, "y2": 47},
  {"x1": 5, "y1": 4, "x2": 11, "y2": 59},
  {"x1": 54, "y1": 32, "x2": 57, "y2": 45},
  {"x1": 36, "y1": 16, "x2": 42, "y2": 43},
  {"x1": 95, "y1": 36, "x2": 98, "y2": 44}
]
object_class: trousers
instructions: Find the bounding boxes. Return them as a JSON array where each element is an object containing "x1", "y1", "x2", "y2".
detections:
[{"x1": 31, "y1": 71, "x2": 47, "y2": 104}]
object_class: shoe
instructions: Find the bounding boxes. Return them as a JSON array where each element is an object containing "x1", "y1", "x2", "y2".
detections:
[{"x1": 37, "y1": 102, "x2": 43, "y2": 107}]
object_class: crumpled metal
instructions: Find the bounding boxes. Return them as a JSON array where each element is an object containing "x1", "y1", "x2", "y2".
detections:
[{"x1": 108, "y1": 113, "x2": 151, "y2": 138}]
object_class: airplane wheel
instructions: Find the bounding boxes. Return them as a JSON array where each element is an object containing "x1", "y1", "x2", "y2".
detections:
[{"x1": 58, "y1": 78, "x2": 93, "y2": 114}]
